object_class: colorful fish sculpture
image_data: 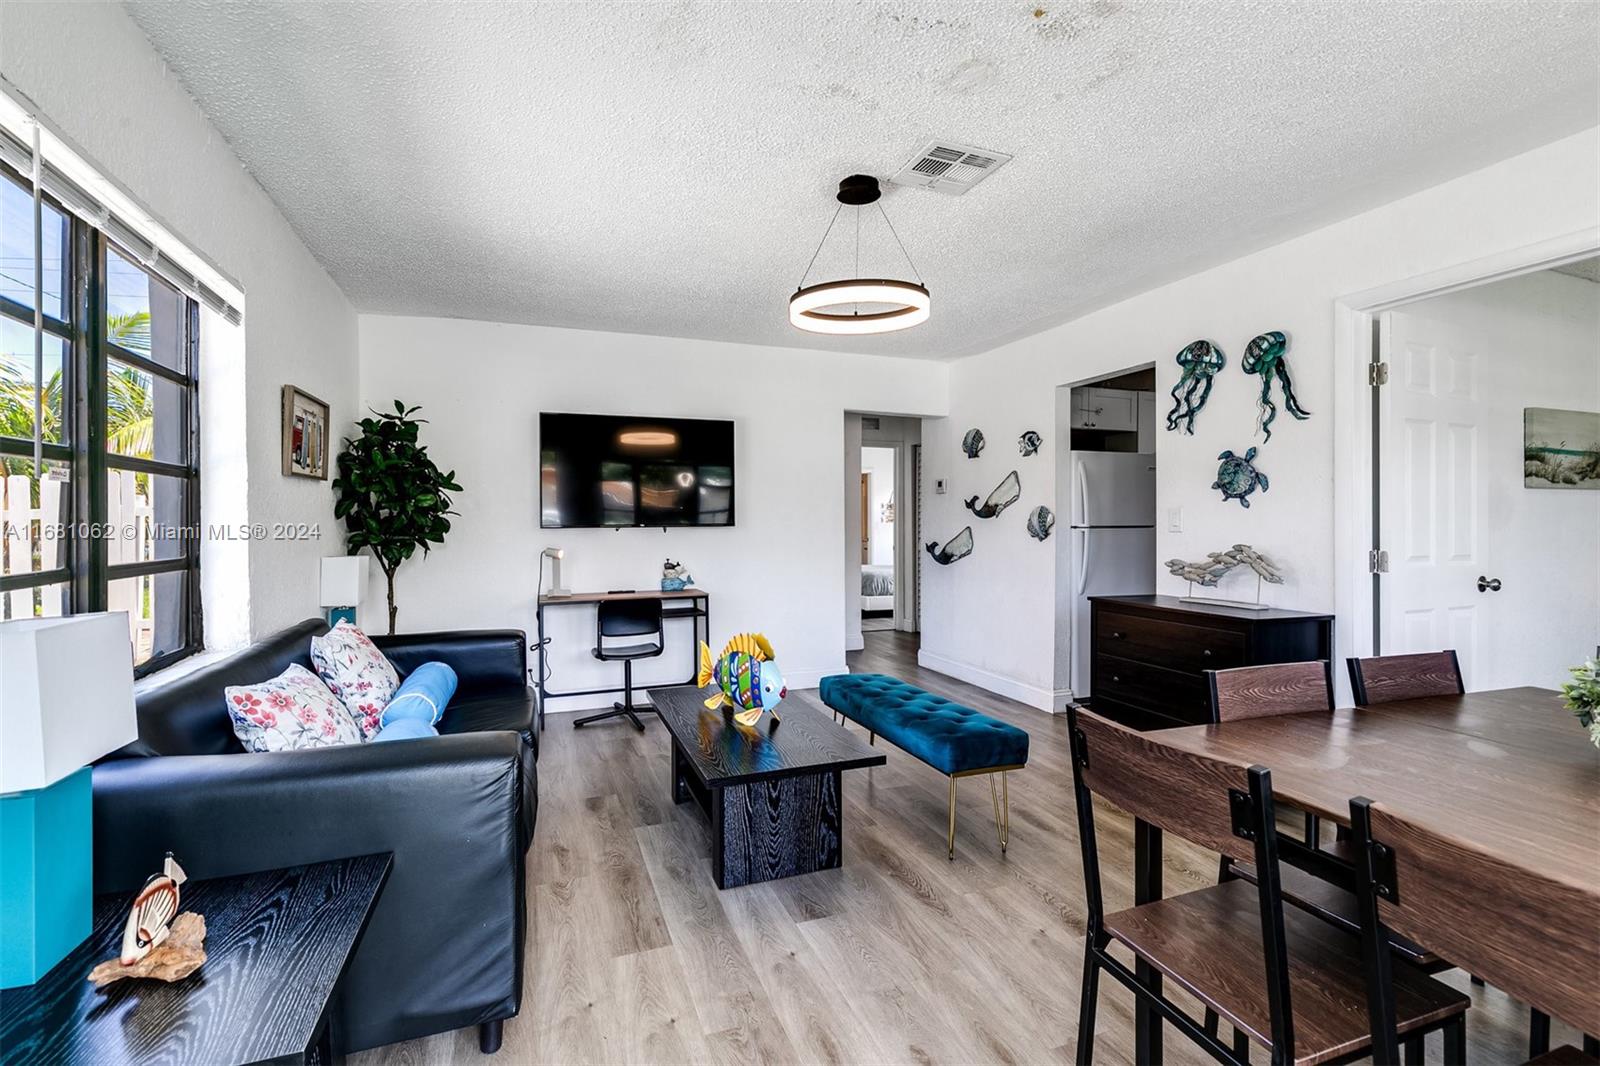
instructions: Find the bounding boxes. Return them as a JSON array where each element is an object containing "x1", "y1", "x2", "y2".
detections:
[{"x1": 697, "y1": 632, "x2": 787, "y2": 729}]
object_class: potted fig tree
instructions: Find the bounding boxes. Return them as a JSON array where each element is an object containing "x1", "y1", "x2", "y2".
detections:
[{"x1": 332, "y1": 401, "x2": 462, "y2": 634}]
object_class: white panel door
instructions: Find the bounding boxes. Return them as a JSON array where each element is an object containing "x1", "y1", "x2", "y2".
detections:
[{"x1": 1379, "y1": 310, "x2": 1490, "y2": 689}]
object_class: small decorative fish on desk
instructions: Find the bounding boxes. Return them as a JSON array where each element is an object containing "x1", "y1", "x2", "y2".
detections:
[
  {"x1": 120, "y1": 853, "x2": 188, "y2": 965},
  {"x1": 697, "y1": 632, "x2": 788, "y2": 730}
]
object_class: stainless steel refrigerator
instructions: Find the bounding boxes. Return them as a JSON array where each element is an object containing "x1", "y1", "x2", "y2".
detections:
[{"x1": 1066, "y1": 452, "x2": 1157, "y2": 701}]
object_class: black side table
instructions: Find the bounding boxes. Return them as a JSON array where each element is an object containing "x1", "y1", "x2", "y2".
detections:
[{"x1": 0, "y1": 854, "x2": 391, "y2": 1065}]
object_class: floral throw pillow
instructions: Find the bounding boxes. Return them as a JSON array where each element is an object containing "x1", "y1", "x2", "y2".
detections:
[
  {"x1": 309, "y1": 620, "x2": 400, "y2": 739},
  {"x1": 224, "y1": 664, "x2": 365, "y2": 753}
]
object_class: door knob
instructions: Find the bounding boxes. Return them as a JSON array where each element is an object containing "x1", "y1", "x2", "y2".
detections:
[{"x1": 1477, "y1": 576, "x2": 1502, "y2": 593}]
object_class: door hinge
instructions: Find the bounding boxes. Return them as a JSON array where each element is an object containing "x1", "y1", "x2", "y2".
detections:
[
  {"x1": 1368, "y1": 361, "x2": 1389, "y2": 386},
  {"x1": 1368, "y1": 548, "x2": 1389, "y2": 575}
]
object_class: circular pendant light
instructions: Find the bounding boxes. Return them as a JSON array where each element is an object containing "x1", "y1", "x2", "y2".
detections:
[{"x1": 789, "y1": 175, "x2": 929, "y2": 335}]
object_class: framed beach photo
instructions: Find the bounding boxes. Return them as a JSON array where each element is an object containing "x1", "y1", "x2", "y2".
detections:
[
  {"x1": 282, "y1": 385, "x2": 331, "y2": 480},
  {"x1": 1524, "y1": 407, "x2": 1600, "y2": 490}
]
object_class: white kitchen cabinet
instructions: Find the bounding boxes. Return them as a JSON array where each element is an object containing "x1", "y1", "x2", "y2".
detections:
[{"x1": 1071, "y1": 387, "x2": 1139, "y2": 432}]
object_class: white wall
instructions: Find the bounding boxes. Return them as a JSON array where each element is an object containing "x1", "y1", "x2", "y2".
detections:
[
  {"x1": 1387, "y1": 269, "x2": 1599, "y2": 688},
  {"x1": 358, "y1": 315, "x2": 946, "y2": 709},
  {"x1": 920, "y1": 128, "x2": 1600, "y2": 711},
  {"x1": 0, "y1": 2, "x2": 359, "y2": 642},
  {"x1": 861, "y1": 446, "x2": 895, "y2": 567}
]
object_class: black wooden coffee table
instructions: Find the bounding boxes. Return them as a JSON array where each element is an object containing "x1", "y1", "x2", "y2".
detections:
[
  {"x1": 0, "y1": 854, "x2": 390, "y2": 1065},
  {"x1": 648, "y1": 685, "x2": 885, "y2": 888}
]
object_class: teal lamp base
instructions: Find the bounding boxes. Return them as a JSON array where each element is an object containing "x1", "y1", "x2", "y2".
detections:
[
  {"x1": 1, "y1": 766, "x2": 93, "y2": 988},
  {"x1": 325, "y1": 606, "x2": 356, "y2": 626}
]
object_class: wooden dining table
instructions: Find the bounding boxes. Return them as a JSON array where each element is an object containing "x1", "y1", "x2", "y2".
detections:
[{"x1": 1127, "y1": 686, "x2": 1600, "y2": 1064}]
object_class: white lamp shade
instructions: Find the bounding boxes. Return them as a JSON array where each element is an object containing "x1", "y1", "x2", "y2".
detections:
[
  {"x1": 320, "y1": 556, "x2": 369, "y2": 608},
  {"x1": 1, "y1": 613, "x2": 138, "y2": 793}
]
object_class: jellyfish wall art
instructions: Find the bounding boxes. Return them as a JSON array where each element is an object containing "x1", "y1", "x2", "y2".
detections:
[
  {"x1": 1166, "y1": 339, "x2": 1225, "y2": 435},
  {"x1": 1242, "y1": 330, "x2": 1310, "y2": 442}
]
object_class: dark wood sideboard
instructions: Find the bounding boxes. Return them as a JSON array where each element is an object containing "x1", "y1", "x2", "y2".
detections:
[{"x1": 1088, "y1": 595, "x2": 1334, "y2": 730}]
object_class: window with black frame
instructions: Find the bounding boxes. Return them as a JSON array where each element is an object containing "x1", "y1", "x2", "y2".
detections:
[{"x1": 0, "y1": 164, "x2": 202, "y2": 673}]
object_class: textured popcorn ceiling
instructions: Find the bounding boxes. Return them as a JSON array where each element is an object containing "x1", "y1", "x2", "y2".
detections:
[{"x1": 124, "y1": 0, "x2": 1598, "y2": 360}]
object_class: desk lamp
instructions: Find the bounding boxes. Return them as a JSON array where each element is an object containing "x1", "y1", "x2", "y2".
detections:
[
  {"x1": 542, "y1": 547, "x2": 570, "y2": 598},
  {"x1": 1, "y1": 613, "x2": 137, "y2": 988}
]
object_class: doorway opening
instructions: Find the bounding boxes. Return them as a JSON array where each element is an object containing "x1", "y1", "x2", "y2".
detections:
[
  {"x1": 861, "y1": 444, "x2": 897, "y2": 632},
  {"x1": 846, "y1": 414, "x2": 922, "y2": 652},
  {"x1": 1053, "y1": 364, "x2": 1158, "y2": 708},
  {"x1": 1369, "y1": 258, "x2": 1599, "y2": 690}
]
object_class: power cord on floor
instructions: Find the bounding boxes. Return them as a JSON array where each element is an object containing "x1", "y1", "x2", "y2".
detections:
[{"x1": 531, "y1": 554, "x2": 554, "y2": 705}]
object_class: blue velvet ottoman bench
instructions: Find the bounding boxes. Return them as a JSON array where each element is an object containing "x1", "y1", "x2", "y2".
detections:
[{"x1": 818, "y1": 673, "x2": 1029, "y2": 859}]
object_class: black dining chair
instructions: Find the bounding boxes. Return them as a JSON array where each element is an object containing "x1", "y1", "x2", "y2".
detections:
[
  {"x1": 1066, "y1": 707, "x2": 1469, "y2": 1066},
  {"x1": 573, "y1": 599, "x2": 664, "y2": 731}
]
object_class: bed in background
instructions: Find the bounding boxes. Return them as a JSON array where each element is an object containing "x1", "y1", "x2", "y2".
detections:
[{"x1": 861, "y1": 564, "x2": 895, "y2": 613}]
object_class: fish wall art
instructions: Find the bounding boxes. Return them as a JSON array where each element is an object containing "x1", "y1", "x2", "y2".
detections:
[
  {"x1": 962, "y1": 428, "x2": 986, "y2": 458},
  {"x1": 1017, "y1": 430, "x2": 1042, "y2": 457},
  {"x1": 1242, "y1": 331, "x2": 1310, "y2": 442},
  {"x1": 1166, "y1": 340, "x2": 1225, "y2": 435},
  {"x1": 926, "y1": 526, "x2": 974, "y2": 565},
  {"x1": 1026, "y1": 506, "x2": 1055, "y2": 541},
  {"x1": 1213, "y1": 447, "x2": 1269, "y2": 507},
  {"x1": 965, "y1": 470, "x2": 1020, "y2": 518}
]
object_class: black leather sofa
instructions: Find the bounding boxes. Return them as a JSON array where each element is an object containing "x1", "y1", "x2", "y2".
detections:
[{"x1": 92, "y1": 618, "x2": 537, "y2": 1055}]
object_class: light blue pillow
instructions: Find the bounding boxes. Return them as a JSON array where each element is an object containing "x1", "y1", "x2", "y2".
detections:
[
  {"x1": 380, "y1": 661, "x2": 458, "y2": 727},
  {"x1": 372, "y1": 717, "x2": 436, "y2": 743}
]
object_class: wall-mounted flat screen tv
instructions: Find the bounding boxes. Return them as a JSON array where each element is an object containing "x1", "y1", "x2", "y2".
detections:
[{"x1": 540, "y1": 413, "x2": 735, "y2": 528}]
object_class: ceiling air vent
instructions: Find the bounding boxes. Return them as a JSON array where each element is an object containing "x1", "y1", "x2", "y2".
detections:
[{"x1": 889, "y1": 141, "x2": 1012, "y2": 196}]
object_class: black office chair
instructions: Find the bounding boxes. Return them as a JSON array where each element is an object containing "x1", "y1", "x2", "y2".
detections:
[{"x1": 573, "y1": 599, "x2": 664, "y2": 731}]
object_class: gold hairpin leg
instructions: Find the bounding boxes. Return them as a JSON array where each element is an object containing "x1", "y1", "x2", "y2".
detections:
[
  {"x1": 989, "y1": 771, "x2": 1009, "y2": 853},
  {"x1": 947, "y1": 776, "x2": 957, "y2": 861}
]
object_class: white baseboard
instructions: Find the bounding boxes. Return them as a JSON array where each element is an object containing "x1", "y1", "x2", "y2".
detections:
[{"x1": 914, "y1": 649, "x2": 1060, "y2": 713}]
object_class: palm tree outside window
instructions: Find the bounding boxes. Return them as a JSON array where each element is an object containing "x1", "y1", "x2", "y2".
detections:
[{"x1": 0, "y1": 163, "x2": 202, "y2": 673}]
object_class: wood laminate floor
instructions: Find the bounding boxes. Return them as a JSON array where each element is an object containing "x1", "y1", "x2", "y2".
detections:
[{"x1": 355, "y1": 631, "x2": 1575, "y2": 1065}]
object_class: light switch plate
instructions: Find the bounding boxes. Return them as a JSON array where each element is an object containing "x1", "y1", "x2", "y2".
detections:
[
  {"x1": 935, "y1": 478, "x2": 947, "y2": 494},
  {"x1": 1167, "y1": 507, "x2": 1182, "y2": 533}
]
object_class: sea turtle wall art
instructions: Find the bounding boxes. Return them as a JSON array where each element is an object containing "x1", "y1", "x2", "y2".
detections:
[
  {"x1": 1026, "y1": 505, "x2": 1055, "y2": 541},
  {"x1": 1017, "y1": 430, "x2": 1042, "y2": 457},
  {"x1": 1213, "y1": 447, "x2": 1269, "y2": 507},
  {"x1": 926, "y1": 526, "x2": 974, "y2": 565},
  {"x1": 1241, "y1": 331, "x2": 1310, "y2": 442},
  {"x1": 965, "y1": 470, "x2": 1020, "y2": 518},
  {"x1": 961, "y1": 429, "x2": 986, "y2": 458},
  {"x1": 1166, "y1": 340, "x2": 1226, "y2": 435}
]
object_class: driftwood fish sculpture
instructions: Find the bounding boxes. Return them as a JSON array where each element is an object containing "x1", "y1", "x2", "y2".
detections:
[
  {"x1": 926, "y1": 526, "x2": 974, "y2": 565},
  {"x1": 1165, "y1": 544, "x2": 1284, "y2": 587},
  {"x1": 1242, "y1": 331, "x2": 1310, "y2": 442},
  {"x1": 961, "y1": 429, "x2": 986, "y2": 458},
  {"x1": 965, "y1": 470, "x2": 1021, "y2": 519},
  {"x1": 120, "y1": 853, "x2": 188, "y2": 966}
]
